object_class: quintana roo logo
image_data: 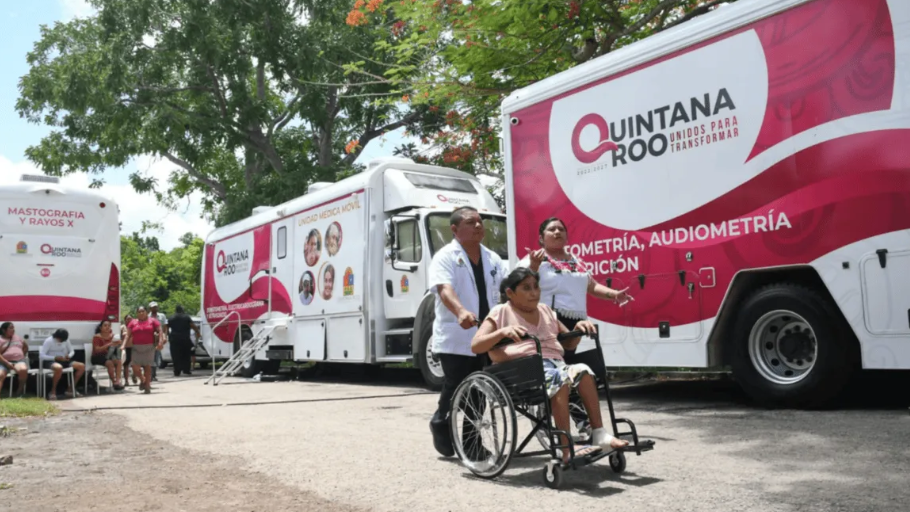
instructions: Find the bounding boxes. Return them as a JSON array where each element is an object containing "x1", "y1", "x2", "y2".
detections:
[
  {"x1": 571, "y1": 113, "x2": 619, "y2": 164},
  {"x1": 216, "y1": 251, "x2": 227, "y2": 273}
]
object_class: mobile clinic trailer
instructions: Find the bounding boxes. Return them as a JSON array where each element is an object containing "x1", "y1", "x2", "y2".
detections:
[
  {"x1": 501, "y1": 0, "x2": 910, "y2": 407},
  {"x1": 0, "y1": 174, "x2": 121, "y2": 353},
  {"x1": 201, "y1": 157, "x2": 507, "y2": 388}
]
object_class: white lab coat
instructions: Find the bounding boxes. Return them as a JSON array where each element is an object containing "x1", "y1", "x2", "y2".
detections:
[{"x1": 428, "y1": 240, "x2": 508, "y2": 357}]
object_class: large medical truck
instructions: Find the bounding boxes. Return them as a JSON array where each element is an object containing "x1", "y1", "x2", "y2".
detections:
[
  {"x1": 501, "y1": 0, "x2": 910, "y2": 406},
  {"x1": 200, "y1": 157, "x2": 507, "y2": 388},
  {"x1": 0, "y1": 174, "x2": 121, "y2": 354}
]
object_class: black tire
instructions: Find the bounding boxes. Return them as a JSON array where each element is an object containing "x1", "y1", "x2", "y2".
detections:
[
  {"x1": 609, "y1": 452, "x2": 627, "y2": 474},
  {"x1": 542, "y1": 464, "x2": 563, "y2": 489},
  {"x1": 730, "y1": 284, "x2": 856, "y2": 408},
  {"x1": 416, "y1": 311, "x2": 444, "y2": 391},
  {"x1": 233, "y1": 327, "x2": 261, "y2": 379},
  {"x1": 450, "y1": 372, "x2": 517, "y2": 479}
]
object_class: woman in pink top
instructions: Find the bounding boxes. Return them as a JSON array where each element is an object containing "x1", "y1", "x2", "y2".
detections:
[
  {"x1": 471, "y1": 267, "x2": 628, "y2": 462},
  {"x1": 0, "y1": 322, "x2": 30, "y2": 397},
  {"x1": 125, "y1": 306, "x2": 162, "y2": 394}
]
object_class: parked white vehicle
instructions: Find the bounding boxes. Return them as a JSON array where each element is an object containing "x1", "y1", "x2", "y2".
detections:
[
  {"x1": 160, "y1": 316, "x2": 212, "y2": 369},
  {"x1": 199, "y1": 157, "x2": 507, "y2": 387},
  {"x1": 0, "y1": 174, "x2": 121, "y2": 353},
  {"x1": 501, "y1": 0, "x2": 910, "y2": 406}
]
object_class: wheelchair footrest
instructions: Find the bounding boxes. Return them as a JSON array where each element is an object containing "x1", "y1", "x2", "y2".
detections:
[
  {"x1": 618, "y1": 438, "x2": 656, "y2": 453},
  {"x1": 561, "y1": 445, "x2": 609, "y2": 469}
]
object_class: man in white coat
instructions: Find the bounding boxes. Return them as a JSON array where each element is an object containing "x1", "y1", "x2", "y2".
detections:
[{"x1": 427, "y1": 206, "x2": 508, "y2": 458}]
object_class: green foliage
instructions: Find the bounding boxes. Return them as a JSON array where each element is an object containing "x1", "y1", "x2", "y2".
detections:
[
  {"x1": 346, "y1": 0, "x2": 737, "y2": 180},
  {"x1": 120, "y1": 233, "x2": 204, "y2": 318},
  {"x1": 16, "y1": 0, "x2": 426, "y2": 227},
  {"x1": 0, "y1": 398, "x2": 59, "y2": 418}
]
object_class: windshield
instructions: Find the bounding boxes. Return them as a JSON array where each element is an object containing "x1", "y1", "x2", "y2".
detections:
[{"x1": 426, "y1": 213, "x2": 508, "y2": 260}]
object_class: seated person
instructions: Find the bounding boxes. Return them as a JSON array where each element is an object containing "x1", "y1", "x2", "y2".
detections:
[
  {"x1": 92, "y1": 319, "x2": 123, "y2": 390},
  {"x1": 0, "y1": 322, "x2": 29, "y2": 397},
  {"x1": 39, "y1": 329, "x2": 85, "y2": 400},
  {"x1": 471, "y1": 267, "x2": 629, "y2": 462}
]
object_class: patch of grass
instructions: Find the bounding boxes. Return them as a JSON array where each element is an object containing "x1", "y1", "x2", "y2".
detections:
[
  {"x1": 0, "y1": 398, "x2": 60, "y2": 418},
  {"x1": 0, "y1": 483, "x2": 13, "y2": 490}
]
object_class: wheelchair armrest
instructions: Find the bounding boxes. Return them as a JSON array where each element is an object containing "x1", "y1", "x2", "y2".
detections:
[{"x1": 557, "y1": 330, "x2": 598, "y2": 342}]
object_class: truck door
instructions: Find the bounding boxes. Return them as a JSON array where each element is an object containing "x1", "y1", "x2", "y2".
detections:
[
  {"x1": 383, "y1": 214, "x2": 427, "y2": 319},
  {"x1": 270, "y1": 219, "x2": 294, "y2": 315},
  {"x1": 861, "y1": 248, "x2": 910, "y2": 337}
]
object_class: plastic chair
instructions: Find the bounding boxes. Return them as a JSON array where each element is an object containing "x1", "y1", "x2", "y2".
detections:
[
  {"x1": 4, "y1": 359, "x2": 40, "y2": 397},
  {"x1": 83, "y1": 343, "x2": 113, "y2": 394},
  {"x1": 37, "y1": 358, "x2": 75, "y2": 399}
]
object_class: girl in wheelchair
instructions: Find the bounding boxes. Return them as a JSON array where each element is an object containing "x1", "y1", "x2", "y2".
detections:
[{"x1": 471, "y1": 267, "x2": 629, "y2": 463}]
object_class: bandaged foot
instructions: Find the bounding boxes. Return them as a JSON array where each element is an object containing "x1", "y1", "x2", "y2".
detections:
[{"x1": 592, "y1": 427, "x2": 629, "y2": 450}]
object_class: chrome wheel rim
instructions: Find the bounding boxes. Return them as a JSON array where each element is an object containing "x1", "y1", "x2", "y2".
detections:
[
  {"x1": 748, "y1": 310, "x2": 818, "y2": 385},
  {"x1": 426, "y1": 342, "x2": 444, "y2": 379}
]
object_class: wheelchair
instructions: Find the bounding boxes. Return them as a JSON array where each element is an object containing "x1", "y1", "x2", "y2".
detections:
[{"x1": 447, "y1": 330, "x2": 655, "y2": 489}]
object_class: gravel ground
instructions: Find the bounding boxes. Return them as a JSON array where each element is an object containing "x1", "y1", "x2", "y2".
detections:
[
  {"x1": 0, "y1": 410, "x2": 363, "y2": 511},
  {"x1": 8, "y1": 369, "x2": 910, "y2": 512}
]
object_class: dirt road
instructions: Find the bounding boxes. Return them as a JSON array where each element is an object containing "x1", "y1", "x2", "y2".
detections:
[
  {"x1": 0, "y1": 408, "x2": 361, "y2": 512},
  {"x1": 4, "y1": 370, "x2": 910, "y2": 512}
]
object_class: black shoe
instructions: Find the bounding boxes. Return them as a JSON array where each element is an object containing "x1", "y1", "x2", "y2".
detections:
[
  {"x1": 174, "y1": 372, "x2": 181, "y2": 377},
  {"x1": 430, "y1": 416, "x2": 455, "y2": 457}
]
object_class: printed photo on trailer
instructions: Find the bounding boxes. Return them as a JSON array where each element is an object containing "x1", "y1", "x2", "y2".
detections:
[
  {"x1": 326, "y1": 221, "x2": 343, "y2": 256},
  {"x1": 298, "y1": 271, "x2": 315, "y2": 305},
  {"x1": 304, "y1": 228, "x2": 322, "y2": 266},
  {"x1": 319, "y1": 262, "x2": 335, "y2": 301}
]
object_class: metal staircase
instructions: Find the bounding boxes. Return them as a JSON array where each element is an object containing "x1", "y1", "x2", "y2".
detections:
[{"x1": 204, "y1": 324, "x2": 276, "y2": 386}]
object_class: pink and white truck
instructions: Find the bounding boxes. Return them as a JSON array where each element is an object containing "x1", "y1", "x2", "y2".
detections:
[
  {"x1": 0, "y1": 174, "x2": 121, "y2": 353},
  {"x1": 501, "y1": 0, "x2": 910, "y2": 406}
]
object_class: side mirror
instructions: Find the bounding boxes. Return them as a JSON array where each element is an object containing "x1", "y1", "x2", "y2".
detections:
[
  {"x1": 384, "y1": 219, "x2": 395, "y2": 248},
  {"x1": 248, "y1": 269, "x2": 271, "y2": 303}
]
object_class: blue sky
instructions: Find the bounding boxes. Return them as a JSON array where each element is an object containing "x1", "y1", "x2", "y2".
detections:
[{"x1": 0, "y1": 0, "x2": 412, "y2": 250}]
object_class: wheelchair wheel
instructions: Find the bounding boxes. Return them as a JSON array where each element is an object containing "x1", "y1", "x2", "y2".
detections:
[
  {"x1": 449, "y1": 372, "x2": 517, "y2": 479},
  {"x1": 542, "y1": 463, "x2": 563, "y2": 489},
  {"x1": 609, "y1": 452, "x2": 627, "y2": 474},
  {"x1": 533, "y1": 401, "x2": 591, "y2": 450}
]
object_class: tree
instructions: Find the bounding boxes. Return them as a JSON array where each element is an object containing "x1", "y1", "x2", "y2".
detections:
[
  {"x1": 120, "y1": 234, "x2": 204, "y2": 318},
  {"x1": 178, "y1": 232, "x2": 196, "y2": 248},
  {"x1": 345, "y1": 0, "x2": 738, "y2": 180},
  {"x1": 16, "y1": 0, "x2": 426, "y2": 226}
]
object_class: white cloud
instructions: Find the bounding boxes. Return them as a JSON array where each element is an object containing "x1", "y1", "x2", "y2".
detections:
[
  {"x1": 0, "y1": 155, "x2": 214, "y2": 251},
  {"x1": 59, "y1": 0, "x2": 95, "y2": 20}
]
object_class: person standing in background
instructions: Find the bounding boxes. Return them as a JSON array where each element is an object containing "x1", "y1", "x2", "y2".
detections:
[
  {"x1": 121, "y1": 314, "x2": 137, "y2": 385},
  {"x1": 126, "y1": 306, "x2": 162, "y2": 394},
  {"x1": 167, "y1": 305, "x2": 200, "y2": 377},
  {"x1": 149, "y1": 301, "x2": 168, "y2": 381}
]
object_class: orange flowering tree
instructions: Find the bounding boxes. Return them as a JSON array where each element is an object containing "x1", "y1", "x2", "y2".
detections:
[{"x1": 342, "y1": 0, "x2": 738, "y2": 201}]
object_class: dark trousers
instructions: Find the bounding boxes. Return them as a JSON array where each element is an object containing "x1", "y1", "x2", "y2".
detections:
[
  {"x1": 170, "y1": 340, "x2": 193, "y2": 376},
  {"x1": 434, "y1": 353, "x2": 488, "y2": 458}
]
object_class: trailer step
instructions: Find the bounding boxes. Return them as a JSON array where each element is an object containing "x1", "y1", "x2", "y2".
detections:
[{"x1": 204, "y1": 325, "x2": 277, "y2": 386}]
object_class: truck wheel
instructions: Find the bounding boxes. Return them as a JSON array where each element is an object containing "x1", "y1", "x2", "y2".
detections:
[
  {"x1": 416, "y1": 318, "x2": 444, "y2": 391},
  {"x1": 730, "y1": 284, "x2": 855, "y2": 408}
]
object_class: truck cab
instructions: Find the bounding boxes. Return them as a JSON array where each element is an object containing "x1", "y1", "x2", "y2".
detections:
[{"x1": 377, "y1": 163, "x2": 507, "y2": 388}]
